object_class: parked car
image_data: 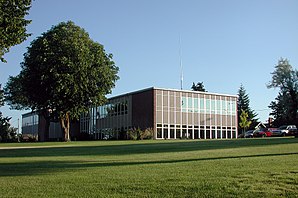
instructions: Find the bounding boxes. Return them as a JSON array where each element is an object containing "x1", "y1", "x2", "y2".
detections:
[
  {"x1": 253, "y1": 128, "x2": 272, "y2": 138},
  {"x1": 271, "y1": 125, "x2": 297, "y2": 137},
  {"x1": 244, "y1": 130, "x2": 254, "y2": 138},
  {"x1": 288, "y1": 127, "x2": 298, "y2": 137},
  {"x1": 237, "y1": 130, "x2": 255, "y2": 138}
]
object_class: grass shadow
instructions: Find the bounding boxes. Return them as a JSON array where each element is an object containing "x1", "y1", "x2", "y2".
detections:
[
  {"x1": 0, "y1": 152, "x2": 297, "y2": 177},
  {"x1": 0, "y1": 138, "x2": 297, "y2": 159}
]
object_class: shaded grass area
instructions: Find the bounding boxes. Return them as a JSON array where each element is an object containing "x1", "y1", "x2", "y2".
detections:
[{"x1": 0, "y1": 138, "x2": 298, "y2": 197}]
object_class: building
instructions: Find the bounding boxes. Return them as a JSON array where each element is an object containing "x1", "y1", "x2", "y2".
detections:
[
  {"x1": 80, "y1": 87, "x2": 238, "y2": 140},
  {"x1": 22, "y1": 111, "x2": 80, "y2": 141}
]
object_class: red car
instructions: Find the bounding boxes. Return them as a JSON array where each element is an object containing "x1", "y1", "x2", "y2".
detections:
[{"x1": 253, "y1": 128, "x2": 273, "y2": 137}]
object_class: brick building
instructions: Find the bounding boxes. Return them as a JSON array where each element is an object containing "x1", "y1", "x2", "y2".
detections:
[{"x1": 80, "y1": 87, "x2": 238, "y2": 140}]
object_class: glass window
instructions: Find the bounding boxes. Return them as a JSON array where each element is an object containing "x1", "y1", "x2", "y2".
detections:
[
  {"x1": 206, "y1": 99, "x2": 210, "y2": 114},
  {"x1": 181, "y1": 97, "x2": 187, "y2": 112},
  {"x1": 176, "y1": 129, "x2": 181, "y2": 139},
  {"x1": 188, "y1": 97, "x2": 193, "y2": 108},
  {"x1": 211, "y1": 100, "x2": 216, "y2": 114},
  {"x1": 216, "y1": 100, "x2": 221, "y2": 114},
  {"x1": 222, "y1": 100, "x2": 227, "y2": 115},
  {"x1": 157, "y1": 128, "x2": 162, "y2": 138},
  {"x1": 194, "y1": 98, "x2": 199, "y2": 113},
  {"x1": 200, "y1": 98, "x2": 205, "y2": 113}
]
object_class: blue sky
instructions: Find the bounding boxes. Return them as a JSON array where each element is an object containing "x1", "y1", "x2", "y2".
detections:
[{"x1": 1, "y1": 0, "x2": 297, "y2": 129}]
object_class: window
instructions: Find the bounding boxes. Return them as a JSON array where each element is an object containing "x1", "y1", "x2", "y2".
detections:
[
  {"x1": 206, "y1": 99, "x2": 210, "y2": 114},
  {"x1": 200, "y1": 98, "x2": 205, "y2": 113},
  {"x1": 188, "y1": 97, "x2": 193, "y2": 112},
  {"x1": 194, "y1": 98, "x2": 199, "y2": 113},
  {"x1": 211, "y1": 100, "x2": 216, "y2": 114},
  {"x1": 181, "y1": 97, "x2": 187, "y2": 112}
]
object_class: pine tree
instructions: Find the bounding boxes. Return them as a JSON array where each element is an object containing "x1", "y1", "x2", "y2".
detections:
[
  {"x1": 237, "y1": 84, "x2": 258, "y2": 130},
  {"x1": 267, "y1": 58, "x2": 298, "y2": 126},
  {"x1": 191, "y1": 82, "x2": 206, "y2": 92}
]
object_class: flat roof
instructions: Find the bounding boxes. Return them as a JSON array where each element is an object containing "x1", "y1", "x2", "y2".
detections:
[{"x1": 108, "y1": 87, "x2": 238, "y2": 100}]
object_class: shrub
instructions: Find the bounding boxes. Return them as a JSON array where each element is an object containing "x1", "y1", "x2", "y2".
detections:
[
  {"x1": 140, "y1": 128, "x2": 154, "y2": 140},
  {"x1": 127, "y1": 128, "x2": 154, "y2": 140},
  {"x1": 127, "y1": 128, "x2": 140, "y2": 140},
  {"x1": 21, "y1": 134, "x2": 38, "y2": 142}
]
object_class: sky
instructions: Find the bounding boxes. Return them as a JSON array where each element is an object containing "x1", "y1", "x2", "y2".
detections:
[{"x1": 0, "y1": 0, "x2": 297, "y2": 130}]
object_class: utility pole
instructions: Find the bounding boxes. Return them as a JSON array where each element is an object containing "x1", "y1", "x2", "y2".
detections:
[
  {"x1": 179, "y1": 35, "x2": 183, "y2": 90},
  {"x1": 17, "y1": 118, "x2": 20, "y2": 142}
]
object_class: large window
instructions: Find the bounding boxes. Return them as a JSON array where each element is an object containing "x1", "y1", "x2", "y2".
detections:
[
  {"x1": 22, "y1": 114, "x2": 38, "y2": 127},
  {"x1": 98, "y1": 100, "x2": 128, "y2": 119},
  {"x1": 181, "y1": 96, "x2": 236, "y2": 116}
]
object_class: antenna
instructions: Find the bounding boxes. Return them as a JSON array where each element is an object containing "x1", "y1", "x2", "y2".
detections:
[{"x1": 179, "y1": 35, "x2": 183, "y2": 90}]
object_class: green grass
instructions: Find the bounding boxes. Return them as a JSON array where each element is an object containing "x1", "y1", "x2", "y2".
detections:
[{"x1": 0, "y1": 138, "x2": 298, "y2": 197}]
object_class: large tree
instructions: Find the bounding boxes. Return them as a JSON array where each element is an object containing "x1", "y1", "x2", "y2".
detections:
[
  {"x1": 0, "y1": 0, "x2": 32, "y2": 62},
  {"x1": 191, "y1": 82, "x2": 207, "y2": 92},
  {"x1": 237, "y1": 84, "x2": 258, "y2": 129},
  {"x1": 267, "y1": 58, "x2": 298, "y2": 126},
  {"x1": 268, "y1": 91, "x2": 292, "y2": 127},
  {"x1": 5, "y1": 21, "x2": 119, "y2": 141}
]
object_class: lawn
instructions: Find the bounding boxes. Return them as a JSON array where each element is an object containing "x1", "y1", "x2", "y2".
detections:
[{"x1": 0, "y1": 138, "x2": 297, "y2": 197}]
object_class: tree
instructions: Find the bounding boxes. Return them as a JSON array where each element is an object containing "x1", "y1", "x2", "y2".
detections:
[
  {"x1": 268, "y1": 91, "x2": 292, "y2": 127},
  {"x1": 0, "y1": 84, "x2": 12, "y2": 142},
  {"x1": 5, "y1": 21, "x2": 119, "y2": 141},
  {"x1": 237, "y1": 84, "x2": 258, "y2": 129},
  {"x1": 267, "y1": 58, "x2": 298, "y2": 126},
  {"x1": 0, "y1": 84, "x2": 4, "y2": 106},
  {"x1": 0, "y1": 0, "x2": 32, "y2": 62},
  {"x1": 239, "y1": 110, "x2": 252, "y2": 134},
  {"x1": 191, "y1": 82, "x2": 206, "y2": 92}
]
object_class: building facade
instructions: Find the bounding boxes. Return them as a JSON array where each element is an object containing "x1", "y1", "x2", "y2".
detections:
[
  {"x1": 22, "y1": 111, "x2": 80, "y2": 141},
  {"x1": 80, "y1": 87, "x2": 238, "y2": 139}
]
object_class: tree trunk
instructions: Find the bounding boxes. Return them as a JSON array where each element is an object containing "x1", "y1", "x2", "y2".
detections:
[{"x1": 60, "y1": 112, "x2": 70, "y2": 142}]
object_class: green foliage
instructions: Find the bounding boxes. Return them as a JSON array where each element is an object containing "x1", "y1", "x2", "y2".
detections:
[
  {"x1": 0, "y1": 0, "x2": 32, "y2": 62},
  {"x1": 0, "y1": 84, "x2": 4, "y2": 106},
  {"x1": 0, "y1": 84, "x2": 15, "y2": 142},
  {"x1": 140, "y1": 128, "x2": 154, "y2": 140},
  {"x1": 127, "y1": 128, "x2": 141, "y2": 140},
  {"x1": 269, "y1": 90, "x2": 297, "y2": 127},
  {"x1": 0, "y1": 112, "x2": 11, "y2": 141},
  {"x1": 191, "y1": 82, "x2": 206, "y2": 92},
  {"x1": 237, "y1": 84, "x2": 258, "y2": 129},
  {"x1": 4, "y1": 21, "x2": 119, "y2": 141},
  {"x1": 127, "y1": 128, "x2": 154, "y2": 140},
  {"x1": 267, "y1": 58, "x2": 298, "y2": 126},
  {"x1": 4, "y1": 75, "x2": 31, "y2": 110},
  {"x1": 0, "y1": 139, "x2": 297, "y2": 197},
  {"x1": 0, "y1": 115, "x2": 18, "y2": 143},
  {"x1": 239, "y1": 110, "x2": 252, "y2": 134}
]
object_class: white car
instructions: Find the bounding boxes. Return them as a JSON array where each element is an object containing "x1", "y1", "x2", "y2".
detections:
[{"x1": 272, "y1": 125, "x2": 297, "y2": 136}]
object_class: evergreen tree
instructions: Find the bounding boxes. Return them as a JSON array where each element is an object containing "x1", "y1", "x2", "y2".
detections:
[
  {"x1": 191, "y1": 82, "x2": 206, "y2": 92},
  {"x1": 268, "y1": 91, "x2": 292, "y2": 127},
  {"x1": 237, "y1": 84, "x2": 258, "y2": 130},
  {"x1": 267, "y1": 58, "x2": 298, "y2": 126}
]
